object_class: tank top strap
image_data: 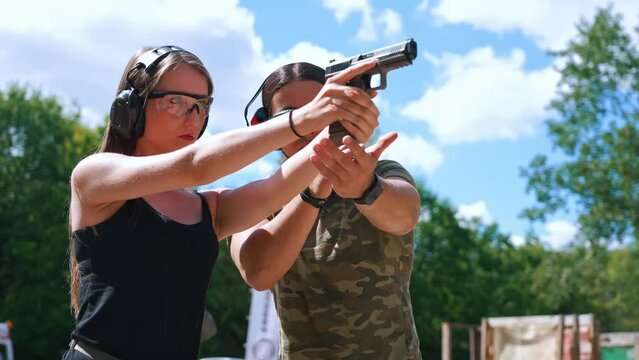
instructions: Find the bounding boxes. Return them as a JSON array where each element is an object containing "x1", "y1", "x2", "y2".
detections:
[{"x1": 192, "y1": 190, "x2": 213, "y2": 225}]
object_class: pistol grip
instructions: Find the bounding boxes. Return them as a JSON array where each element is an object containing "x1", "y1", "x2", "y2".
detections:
[{"x1": 329, "y1": 122, "x2": 350, "y2": 145}]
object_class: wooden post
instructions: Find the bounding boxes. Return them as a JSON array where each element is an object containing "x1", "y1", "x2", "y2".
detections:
[
  {"x1": 558, "y1": 315, "x2": 564, "y2": 360},
  {"x1": 591, "y1": 319, "x2": 599, "y2": 360},
  {"x1": 481, "y1": 318, "x2": 488, "y2": 360},
  {"x1": 572, "y1": 314, "x2": 580, "y2": 360},
  {"x1": 634, "y1": 334, "x2": 639, "y2": 360},
  {"x1": 469, "y1": 326, "x2": 481, "y2": 360},
  {"x1": 442, "y1": 322, "x2": 451, "y2": 360}
]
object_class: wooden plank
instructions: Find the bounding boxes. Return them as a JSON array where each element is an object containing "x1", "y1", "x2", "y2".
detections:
[
  {"x1": 442, "y1": 322, "x2": 451, "y2": 360},
  {"x1": 481, "y1": 318, "x2": 488, "y2": 360},
  {"x1": 572, "y1": 314, "x2": 580, "y2": 360},
  {"x1": 558, "y1": 314, "x2": 564, "y2": 360},
  {"x1": 470, "y1": 326, "x2": 481, "y2": 360}
]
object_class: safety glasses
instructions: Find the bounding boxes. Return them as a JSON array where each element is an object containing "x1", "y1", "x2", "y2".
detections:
[{"x1": 148, "y1": 91, "x2": 213, "y2": 120}]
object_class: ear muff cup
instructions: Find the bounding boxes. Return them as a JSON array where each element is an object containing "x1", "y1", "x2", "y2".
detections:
[
  {"x1": 244, "y1": 77, "x2": 269, "y2": 127},
  {"x1": 110, "y1": 88, "x2": 145, "y2": 140},
  {"x1": 250, "y1": 107, "x2": 269, "y2": 126}
]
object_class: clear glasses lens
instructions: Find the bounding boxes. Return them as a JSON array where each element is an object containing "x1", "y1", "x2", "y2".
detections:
[{"x1": 158, "y1": 95, "x2": 212, "y2": 120}]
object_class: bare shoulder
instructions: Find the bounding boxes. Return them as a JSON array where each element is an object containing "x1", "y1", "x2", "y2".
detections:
[{"x1": 71, "y1": 152, "x2": 126, "y2": 186}]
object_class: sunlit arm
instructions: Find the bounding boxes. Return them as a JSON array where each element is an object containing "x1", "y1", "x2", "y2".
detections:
[
  {"x1": 229, "y1": 195, "x2": 320, "y2": 290},
  {"x1": 356, "y1": 176, "x2": 421, "y2": 236}
]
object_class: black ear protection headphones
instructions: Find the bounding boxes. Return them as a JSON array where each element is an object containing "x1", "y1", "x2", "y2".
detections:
[
  {"x1": 243, "y1": 77, "x2": 270, "y2": 127},
  {"x1": 110, "y1": 45, "x2": 209, "y2": 140}
]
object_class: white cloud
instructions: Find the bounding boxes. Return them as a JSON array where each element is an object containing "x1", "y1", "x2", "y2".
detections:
[
  {"x1": 356, "y1": 7, "x2": 379, "y2": 42},
  {"x1": 417, "y1": 0, "x2": 429, "y2": 13},
  {"x1": 256, "y1": 42, "x2": 344, "y2": 78},
  {"x1": 378, "y1": 9, "x2": 403, "y2": 39},
  {"x1": 321, "y1": 0, "x2": 370, "y2": 23},
  {"x1": 379, "y1": 132, "x2": 443, "y2": 176},
  {"x1": 511, "y1": 235, "x2": 526, "y2": 247},
  {"x1": 0, "y1": 0, "x2": 262, "y2": 132},
  {"x1": 456, "y1": 200, "x2": 494, "y2": 225},
  {"x1": 321, "y1": 0, "x2": 403, "y2": 42},
  {"x1": 0, "y1": 0, "x2": 256, "y2": 51},
  {"x1": 431, "y1": 0, "x2": 639, "y2": 50},
  {"x1": 540, "y1": 219, "x2": 579, "y2": 249},
  {"x1": 401, "y1": 47, "x2": 559, "y2": 144}
]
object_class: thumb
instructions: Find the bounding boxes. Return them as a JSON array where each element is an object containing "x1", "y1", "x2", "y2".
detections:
[{"x1": 367, "y1": 132, "x2": 398, "y2": 160}]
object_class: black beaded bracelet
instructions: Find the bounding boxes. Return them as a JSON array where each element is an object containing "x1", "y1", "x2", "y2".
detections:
[{"x1": 300, "y1": 188, "x2": 328, "y2": 212}]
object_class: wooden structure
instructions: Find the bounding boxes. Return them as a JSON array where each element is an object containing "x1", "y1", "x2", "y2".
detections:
[
  {"x1": 442, "y1": 314, "x2": 601, "y2": 360},
  {"x1": 442, "y1": 322, "x2": 481, "y2": 360}
]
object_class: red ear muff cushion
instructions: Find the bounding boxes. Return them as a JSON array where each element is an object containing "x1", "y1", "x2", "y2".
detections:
[{"x1": 250, "y1": 107, "x2": 269, "y2": 126}]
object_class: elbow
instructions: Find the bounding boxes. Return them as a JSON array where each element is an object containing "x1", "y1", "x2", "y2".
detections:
[
  {"x1": 386, "y1": 200, "x2": 421, "y2": 236},
  {"x1": 387, "y1": 221, "x2": 417, "y2": 236},
  {"x1": 244, "y1": 268, "x2": 277, "y2": 291},
  {"x1": 402, "y1": 190, "x2": 422, "y2": 233},
  {"x1": 238, "y1": 232, "x2": 279, "y2": 291}
]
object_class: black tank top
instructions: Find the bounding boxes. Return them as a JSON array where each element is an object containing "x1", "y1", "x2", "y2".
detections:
[{"x1": 71, "y1": 192, "x2": 218, "y2": 359}]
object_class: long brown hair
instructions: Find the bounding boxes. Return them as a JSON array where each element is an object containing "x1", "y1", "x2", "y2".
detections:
[
  {"x1": 261, "y1": 62, "x2": 325, "y2": 116},
  {"x1": 68, "y1": 46, "x2": 213, "y2": 317}
]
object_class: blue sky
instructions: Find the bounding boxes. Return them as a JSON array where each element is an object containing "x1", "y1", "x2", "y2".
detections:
[{"x1": 2, "y1": 0, "x2": 638, "y2": 248}]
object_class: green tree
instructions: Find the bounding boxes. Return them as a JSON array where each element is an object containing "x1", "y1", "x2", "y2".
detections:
[
  {"x1": 411, "y1": 185, "x2": 548, "y2": 359},
  {"x1": 0, "y1": 84, "x2": 101, "y2": 358},
  {"x1": 521, "y1": 7, "x2": 639, "y2": 244},
  {"x1": 529, "y1": 243, "x2": 639, "y2": 333},
  {"x1": 199, "y1": 240, "x2": 251, "y2": 357},
  {"x1": 604, "y1": 244, "x2": 639, "y2": 330}
]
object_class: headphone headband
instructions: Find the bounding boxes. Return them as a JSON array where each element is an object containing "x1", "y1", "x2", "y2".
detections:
[
  {"x1": 136, "y1": 45, "x2": 184, "y2": 73},
  {"x1": 243, "y1": 77, "x2": 269, "y2": 127}
]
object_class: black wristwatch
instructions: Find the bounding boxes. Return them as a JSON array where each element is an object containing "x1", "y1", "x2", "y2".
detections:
[
  {"x1": 300, "y1": 188, "x2": 328, "y2": 212},
  {"x1": 352, "y1": 173, "x2": 384, "y2": 205}
]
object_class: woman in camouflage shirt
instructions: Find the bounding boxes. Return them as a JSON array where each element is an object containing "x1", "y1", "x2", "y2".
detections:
[{"x1": 230, "y1": 62, "x2": 422, "y2": 359}]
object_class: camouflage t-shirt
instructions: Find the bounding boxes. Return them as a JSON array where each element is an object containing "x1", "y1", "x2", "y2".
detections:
[{"x1": 273, "y1": 160, "x2": 422, "y2": 359}]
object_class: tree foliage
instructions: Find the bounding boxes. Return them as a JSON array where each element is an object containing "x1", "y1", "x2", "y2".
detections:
[
  {"x1": 521, "y1": 7, "x2": 639, "y2": 243},
  {"x1": 412, "y1": 185, "x2": 639, "y2": 359},
  {"x1": 411, "y1": 185, "x2": 549, "y2": 358},
  {"x1": 199, "y1": 240, "x2": 251, "y2": 358},
  {"x1": 0, "y1": 84, "x2": 102, "y2": 358}
]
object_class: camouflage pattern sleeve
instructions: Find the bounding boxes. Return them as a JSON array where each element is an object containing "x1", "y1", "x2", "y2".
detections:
[{"x1": 376, "y1": 159, "x2": 416, "y2": 187}]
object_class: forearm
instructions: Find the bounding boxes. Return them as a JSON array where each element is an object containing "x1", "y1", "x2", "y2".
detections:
[
  {"x1": 236, "y1": 197, "x2": 320, "y2": 290},
  {"x1": 190, "y1": 114, "x2": 299, "y2": 185},
  {"x1": 215, "y1": 139, "x2": 320, "y2": 239},
  {"x1": 356, "y1": 177, "x2": 421, "y2": 235}
]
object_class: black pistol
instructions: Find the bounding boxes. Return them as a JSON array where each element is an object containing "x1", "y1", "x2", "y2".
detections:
[{"x1": 325, "y1": 38, "x2": 418, "y2": 144}]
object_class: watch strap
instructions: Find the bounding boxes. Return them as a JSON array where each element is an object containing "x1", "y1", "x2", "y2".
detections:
[
  {"x1": 300, "y1": 188, "x2": 329, "y2": 212},
  {"x1": 352, "y1": 173, "x2": 384, "y2": 205}
]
